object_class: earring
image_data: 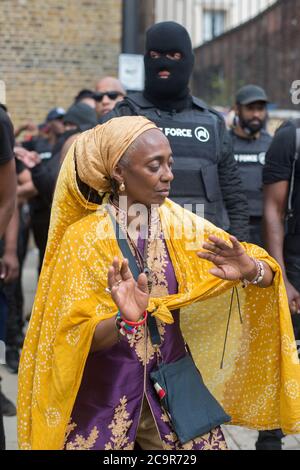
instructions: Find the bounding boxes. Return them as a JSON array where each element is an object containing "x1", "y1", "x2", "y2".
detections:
[{"x1": 119, "y1": 182, "x2": 125, "y2": 192}]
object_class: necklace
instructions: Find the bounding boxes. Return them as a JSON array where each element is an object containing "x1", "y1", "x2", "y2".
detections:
[{"x1": 108, "y1": 196, "x2": 154, "y2": 293}]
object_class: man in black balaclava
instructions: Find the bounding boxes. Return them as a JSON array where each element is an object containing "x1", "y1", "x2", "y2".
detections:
[
  {"x1": 102, "y1": 21, "x2": 249, "y2": 240},
  {"x1": 143, "y1": 21, "x2": 194, "y2": 111}
]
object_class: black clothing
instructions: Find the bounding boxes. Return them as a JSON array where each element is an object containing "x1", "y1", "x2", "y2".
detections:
[
  {"x1": 29, "y1": 130, "x2": 78, "y2": 269},
  {"x1": 0, "y1": 107, "x2": 14, "y2": 451},
  {"x1": 0, "y1": 107, "x2": 14, "y2": 165},
  {"x1": 30, "y1": 129, "x2": 79, "y2": 207},
  {"x1": 259, "y1": 120, "x2": 300, "y2": 450},
  {"x1": 29, "y1": 129, "x2": 78, "y2": 270},
  {"x1": 230, "y1": 128, "x2": 271, "y2": 247},
  {"x1": 263, "y1": 121, "x2": 300, "y2": 236},
  {"x1": 263, "y1": 121, "x2": 297, "y2": 184},
  {"x1": 22, "y1": 136, "x2": 52, "y2": 157},
  {"x1": 102, "y1": 93, "x2": 249, "y2": 240},
  {"x1": 256, "y1": 429, "x2": 284, "y2": 450},
  {"x1": 144, "y1": 22, "x2": 194, "y2": 111},
  {"x1": 63, "y1": 102, "x2": 97, "y2": 131},
  {"x1": 230, "y1": 129, "x2": 272, "y2": 219}
]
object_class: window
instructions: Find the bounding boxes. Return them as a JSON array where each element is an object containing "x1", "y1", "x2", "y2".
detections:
[{"x1": 203, "y1": 9, "x2": 226, "y2": 42}]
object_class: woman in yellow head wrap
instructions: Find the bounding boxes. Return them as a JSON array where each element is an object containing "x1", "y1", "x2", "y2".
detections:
[{"x1": 18, "y1": 116, "x2": 300, "y2": 450}]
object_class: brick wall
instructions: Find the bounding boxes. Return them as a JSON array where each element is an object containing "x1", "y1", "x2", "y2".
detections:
[{"x1": 0, "y1": 0, "x2": 122, "y2": 127}]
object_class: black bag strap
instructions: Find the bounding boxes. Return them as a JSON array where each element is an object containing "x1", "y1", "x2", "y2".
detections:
[
  {"x1": 115, "y1": 223, "x2": 140, "y2": 281},
  {"x1": 109, "y1": 214, "x2": 162, "y2": 347},
  {"x1": 147, "y1": 313, "x2": 162, "y2": 347},
  {"x1": 287, "y1": 119, "x2": 300, "y2": 219}
]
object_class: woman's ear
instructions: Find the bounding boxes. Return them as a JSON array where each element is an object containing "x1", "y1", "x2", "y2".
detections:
[{"x1": 111, "y1": 164, "x2": 124, "y2": 185}]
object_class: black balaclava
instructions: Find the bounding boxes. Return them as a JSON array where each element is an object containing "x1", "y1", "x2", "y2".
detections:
[{"x1": 144, "y1": 21, "x2": 194, "y2": 111}]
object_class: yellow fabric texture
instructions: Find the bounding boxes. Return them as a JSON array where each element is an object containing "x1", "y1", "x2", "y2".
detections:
[{"x1": 18, "y1": 120, "x2": 300, "y2": 450}]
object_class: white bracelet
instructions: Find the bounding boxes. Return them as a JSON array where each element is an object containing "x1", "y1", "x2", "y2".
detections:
[{"x1": 241, "y1": 259, "x2": 265, "y2": 288}]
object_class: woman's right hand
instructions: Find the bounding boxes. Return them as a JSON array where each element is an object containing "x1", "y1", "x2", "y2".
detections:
[{"x1": 107, "y1": 257, "x2": 149, "y2": 322}]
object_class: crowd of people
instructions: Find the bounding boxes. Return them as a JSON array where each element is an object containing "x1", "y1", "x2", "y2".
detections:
[{"x1": 0, "y1": 21, "x2": 299, "y2": 451}]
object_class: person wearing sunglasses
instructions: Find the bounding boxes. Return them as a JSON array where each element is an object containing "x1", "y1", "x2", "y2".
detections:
[{"x1": 95, "y1": 76, "x2": 126, "y2": 118}]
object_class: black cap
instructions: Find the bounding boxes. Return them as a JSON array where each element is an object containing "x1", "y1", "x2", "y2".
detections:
[
  {"x1": 46, "y1": 107, "x2": 66, "y2": 121},
  {"x1": 63, "y1": 102, "x2": 97, "y2": 131},
  {"x1": 74, "y1": 89, "x2": 97, "y2": 102},
  {"x1": 236, "y1": 85, "x2": 269, "y2": 105}
]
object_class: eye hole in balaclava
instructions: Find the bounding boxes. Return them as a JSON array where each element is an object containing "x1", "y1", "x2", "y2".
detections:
[{"x1": 144, "y1": 21, "x2": 194, "y2": 104}]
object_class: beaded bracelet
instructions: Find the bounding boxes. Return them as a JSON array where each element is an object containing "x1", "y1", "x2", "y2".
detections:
[
  {"x1": 115, "y1": 311, "x2": 146, "y2": 339},
  {"x1": 121, "y1": 310, "x2": 148, "y2": 327},
  {"x1": 241, "y1": 258, "x2": 265, "y2": 288}
]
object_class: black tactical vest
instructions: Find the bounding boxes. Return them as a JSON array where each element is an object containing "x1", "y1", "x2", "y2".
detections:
[
  {"x1": 120, "y1": 94, "x2": 229, "y2": 229},
  {"x1": 230, "y1": 129, "x2": 272, "y2": 218}
]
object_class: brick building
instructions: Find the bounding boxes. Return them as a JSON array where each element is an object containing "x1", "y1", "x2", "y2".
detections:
[{"x1": 0, "y1": 0, "x2": 122, "y2": 126}]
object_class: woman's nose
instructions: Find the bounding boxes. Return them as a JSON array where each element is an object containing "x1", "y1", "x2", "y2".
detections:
[{"x1": 162, "y1": 166, "x2": 174, "y2": 182}]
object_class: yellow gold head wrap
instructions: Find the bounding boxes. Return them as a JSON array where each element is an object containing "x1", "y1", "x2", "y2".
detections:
[{"x1": 75, "y1": 115, "x2": 158, "y2": 194}]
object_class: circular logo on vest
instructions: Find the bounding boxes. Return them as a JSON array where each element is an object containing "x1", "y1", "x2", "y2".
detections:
[
  {"x1": 194, "y1": 126, "x2": 210, "y2": 142},
  {"x1": 258, "y1": 152, "x2": 266, "y2": 165}
]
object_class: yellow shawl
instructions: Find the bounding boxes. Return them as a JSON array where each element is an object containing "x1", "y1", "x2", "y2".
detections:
[{"x1": 17, "y1": 122, "x2": 300, "y2": 450}]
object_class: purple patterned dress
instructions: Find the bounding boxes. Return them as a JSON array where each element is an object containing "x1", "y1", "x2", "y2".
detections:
[{"x1": 64, "y1": 235, "x2": 228, "y2": 450}]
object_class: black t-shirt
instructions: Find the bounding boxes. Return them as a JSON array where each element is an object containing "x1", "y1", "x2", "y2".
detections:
[
  {"x1": 263, "y1": 121, "x2": 297, "y2": 184},
  {"x1": 22, "y1": 136, "x2": 52, "y2": 158},
  {"x1": 263, "y1": 120, "x2": 300, "y2": 237},
  {"x1": 0, "y1": 107, "x2": 14, "y2": 166}
]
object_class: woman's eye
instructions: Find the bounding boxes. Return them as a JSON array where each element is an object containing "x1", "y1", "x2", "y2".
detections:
[{"x1": 148, "y1": 165, "x2": 160, "y2": 172}]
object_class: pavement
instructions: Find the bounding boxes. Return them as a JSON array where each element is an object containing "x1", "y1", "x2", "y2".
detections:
[{"x1": 1, "y1": 246, "x2": 300, "y2": 450}]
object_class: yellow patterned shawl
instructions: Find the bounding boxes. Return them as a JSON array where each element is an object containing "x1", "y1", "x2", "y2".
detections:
[{"x1": 18, "y1": 140, "x2": 300, "y2": 450}]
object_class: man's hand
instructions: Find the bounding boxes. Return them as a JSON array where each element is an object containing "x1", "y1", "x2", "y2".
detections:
[
  {"x1": 15, "y1": 146, "x2": 41, "y2": 168},
  {"x1": 1, "y1": 252, "x2": 19, "y2": 283},
  {"x1": 284, "y1": 279, "x2": 300, "y2": 314}
]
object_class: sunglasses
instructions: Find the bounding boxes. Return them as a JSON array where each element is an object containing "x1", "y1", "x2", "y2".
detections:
[{"x1": 94, "y1": 91, "x2": 123, "y2": 102}]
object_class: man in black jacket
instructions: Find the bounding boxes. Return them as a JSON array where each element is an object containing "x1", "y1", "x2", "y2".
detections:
[
  {"x1": 102, "y1": 22, "x2": 249, "y2": 239},
  {"x1": 0, "y1": 105, "x2": 17, "y2": 450},
  {"x1": 17, "y1": 102, "x2": 98, "y2": 270}
]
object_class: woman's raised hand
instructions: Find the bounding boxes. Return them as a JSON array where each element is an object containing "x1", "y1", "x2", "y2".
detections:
[
  {"x1": 197, "y1": 235, "x2": 257, "y2": 281},
  {"x1": 107, "y1": 257, "x2": 149, "y2": 321}
]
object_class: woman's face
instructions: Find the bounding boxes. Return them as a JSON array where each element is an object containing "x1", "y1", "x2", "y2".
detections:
[{"x1": 113, "y1": 129, "x2": 174, "y2": 207}]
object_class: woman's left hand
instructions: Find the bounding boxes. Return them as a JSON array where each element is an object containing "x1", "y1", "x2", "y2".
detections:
[{"x1": 197, "y1": 235, "x2": 256, "y2": 281}]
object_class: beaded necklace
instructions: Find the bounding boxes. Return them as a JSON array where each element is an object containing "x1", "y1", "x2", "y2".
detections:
[{"x1": 107, "y1": 196, "x2": 154, "y2": 293}]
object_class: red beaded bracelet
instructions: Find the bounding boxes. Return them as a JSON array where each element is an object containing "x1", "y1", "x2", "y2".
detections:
[{"x1": 121, "y1": 310, "x2": 148, "y2": 327}]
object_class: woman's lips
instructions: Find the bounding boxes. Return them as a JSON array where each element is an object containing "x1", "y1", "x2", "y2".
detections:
[{"x1": 157, "y1": 189, "x2": 170, "y2": 196}]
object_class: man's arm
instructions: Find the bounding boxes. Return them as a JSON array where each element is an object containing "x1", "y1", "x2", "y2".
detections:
[
  {"x1": 218, "y1": 124, "x2": 249, "y2": 241},
  {"x1": 263, "y1": 181, "x2": 288, "y2": 273},
  {"x1": 0, "y1": 159, "x2": 17, "y2": 237},
  {"x1": 17, "y1": 168, "x2": 38, "y2": 204},
  {"x1": 263, "y1": 181, "x2": 300, "y2": 313},
  {"x1": 1, "y1": 204, "x2": 19, "y2": 283}
]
